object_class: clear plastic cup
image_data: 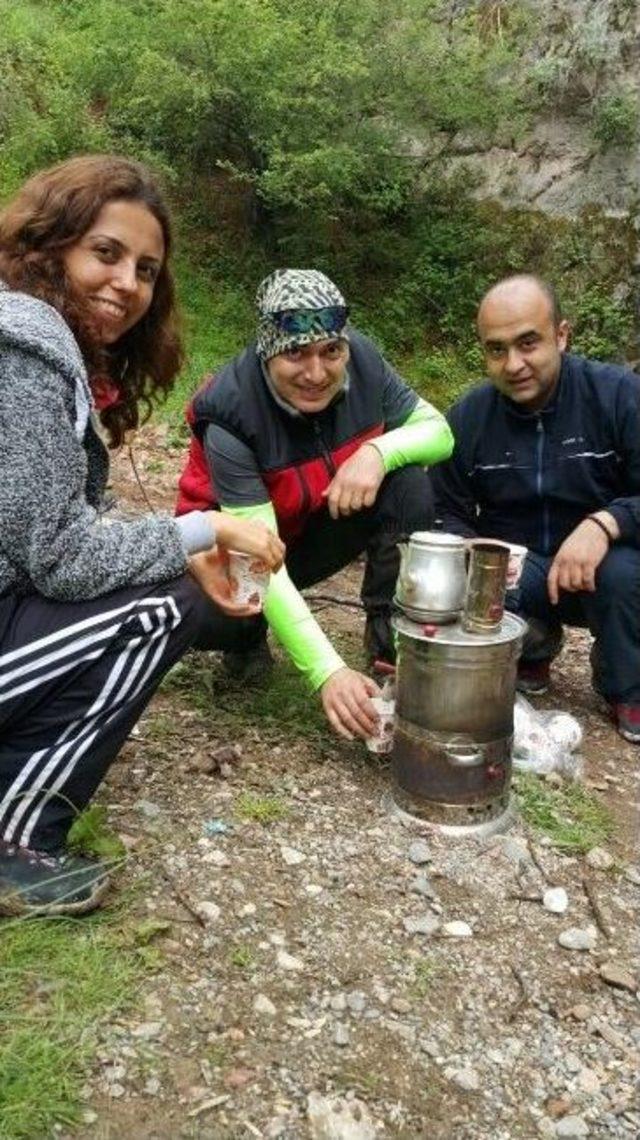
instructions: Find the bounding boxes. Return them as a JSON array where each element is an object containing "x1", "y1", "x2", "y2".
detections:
[
  {"x1": 506, "y1": 544, "x2": 528, "y2": 589},
  {"x1": 365, "y1": 697, "x2": 395, "y2": 754},
  {"x1": 227, "y1": 551, "x2": 270, "y2": 607}
]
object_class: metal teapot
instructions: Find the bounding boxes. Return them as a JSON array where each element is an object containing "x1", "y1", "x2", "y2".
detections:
[{"x1": 395, "y1": 531, "x2": 467, "y2": 623}]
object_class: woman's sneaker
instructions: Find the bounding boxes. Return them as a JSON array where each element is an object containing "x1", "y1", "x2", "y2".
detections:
[
  {"x1": 0, "y1": 841, "x2": 111, "y2": 916},
  {"x1": 610, "y1": 704, "x2": 640, "y2": 745}
]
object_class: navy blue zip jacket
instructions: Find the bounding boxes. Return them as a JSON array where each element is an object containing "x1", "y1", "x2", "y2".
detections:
[{"x1": 431, "y1": 353, "x2": 640, "y2": 555}]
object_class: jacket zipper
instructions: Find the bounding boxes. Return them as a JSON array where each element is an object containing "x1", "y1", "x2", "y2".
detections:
[
  {"x1": 312, "y1": 420, "x2": 337, "y2": 477},
  {"x1": 536, "y1": 416, "x2": 550, "y2": 554}
]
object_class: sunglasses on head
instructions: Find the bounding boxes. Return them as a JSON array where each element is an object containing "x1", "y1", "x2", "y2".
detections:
[{"x1": 269, "y1": 305, "x2": 349, "y2": 336}]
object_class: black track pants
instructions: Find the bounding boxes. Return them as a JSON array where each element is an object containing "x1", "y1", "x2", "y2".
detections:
[{"x1": 0, "y1": 575, "x2": 209, "y2": 853}]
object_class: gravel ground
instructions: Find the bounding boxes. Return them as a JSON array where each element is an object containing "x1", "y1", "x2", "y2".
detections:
[{"x1": 62, "y1": 428, "x2": 639, "y2": 1140}]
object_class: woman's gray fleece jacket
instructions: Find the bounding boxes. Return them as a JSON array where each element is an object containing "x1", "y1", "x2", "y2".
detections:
[{"x1": 0, "y1": 284, "x2": 208, "y2": 601}]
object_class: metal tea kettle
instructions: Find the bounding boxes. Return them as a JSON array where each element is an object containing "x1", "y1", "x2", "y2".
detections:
[{"x1": 395, "y1": 531, "x2": 467, "y2": 623}]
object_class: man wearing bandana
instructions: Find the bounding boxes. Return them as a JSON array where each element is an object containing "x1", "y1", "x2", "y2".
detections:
[{"x1": 177, "y1": 269, "x2": 453, "y2": 740}]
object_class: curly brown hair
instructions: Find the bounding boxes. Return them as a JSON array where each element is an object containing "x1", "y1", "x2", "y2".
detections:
[{"x1": 0, "y1": 154, "x2": 184, "y2": 448}]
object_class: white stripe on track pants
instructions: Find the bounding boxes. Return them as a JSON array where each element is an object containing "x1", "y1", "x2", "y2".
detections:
[{"x1": 0, "y1": 575, "x2": 209, "y2": 853}]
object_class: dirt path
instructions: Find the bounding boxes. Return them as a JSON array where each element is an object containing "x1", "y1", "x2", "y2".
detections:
[{"x1": 65, "y1": 428, "x2": 639, "y2": 1140}]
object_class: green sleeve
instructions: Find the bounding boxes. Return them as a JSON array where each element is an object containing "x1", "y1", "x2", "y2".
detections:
[
  {"x1": 220, "y1": 503, "x2": 345, "y2": 690},
  {"x1": 368, "y1": 399, "x2": 454, "y2": 473}
]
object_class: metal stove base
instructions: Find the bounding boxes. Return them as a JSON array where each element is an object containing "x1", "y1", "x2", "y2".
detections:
[{"x1": 383, "y1": 787, "x2": 518, "y2": 839}]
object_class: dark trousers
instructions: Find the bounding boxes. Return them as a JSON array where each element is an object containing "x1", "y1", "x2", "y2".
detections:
[
  {"x1": 195, "y1": 465, "x2": 436, "y2": 661},
  {"x1": 0, "y1": 575, "x2": 210, "y2": 852},
  {"x1": 505, "y1": 546, "x2": 640, "y2": 704}
]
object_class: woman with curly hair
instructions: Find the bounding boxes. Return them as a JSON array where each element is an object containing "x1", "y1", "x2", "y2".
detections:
[{"x1": 0, "y1": 154, "x2": 284, "y2": 916}]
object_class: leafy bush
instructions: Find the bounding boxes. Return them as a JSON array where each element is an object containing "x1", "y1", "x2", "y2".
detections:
[{"x1": 592, "y1": 91, "x2": 639, "y2": 150}]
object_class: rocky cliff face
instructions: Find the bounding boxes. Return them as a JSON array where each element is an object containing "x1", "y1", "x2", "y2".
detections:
[{"x1": 433, "y1": 0, "x2": 640, "y2": 219}]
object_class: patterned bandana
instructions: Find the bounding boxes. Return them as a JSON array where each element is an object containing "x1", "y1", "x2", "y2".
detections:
[{"x1": 255, "y1": 268, "x2": 349, "y2": 360}]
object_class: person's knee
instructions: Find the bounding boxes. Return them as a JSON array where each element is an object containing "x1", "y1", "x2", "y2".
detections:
[
  {"x1": 595, "y1": 546, "x2": 640, "y2": 603},
  {"x1": 378, "y1": 465, "x2": 435, "y2": 530}
]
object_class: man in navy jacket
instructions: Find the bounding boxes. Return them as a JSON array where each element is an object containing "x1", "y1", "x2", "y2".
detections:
[{"x1": 432, "y1": 274, "x2": 640, "y2": 744}]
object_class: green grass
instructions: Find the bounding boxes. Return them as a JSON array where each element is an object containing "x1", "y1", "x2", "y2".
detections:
[
  {"x1": 514, "y1": 772, "x2": 613, "y2": 853},
  {"x1": 0, "y1": 914, "x2": 145, "y2": 1140},
  {"x1": 235, "y1": 791, "x2": 289, "y2": 825},
  {"x1": 160, "y1": 650, "x2": 330, "y2": 747},
  {"x1": 411, "y1": 956, "x2": 440, "y2": 999},
  {"x1": 67, "y1": 803, "x2": 126, "y2": 860},
  {"x1": 159, "y1": 260, "x2": 255, "y2": 427},
  {"x1": 229, "y1": 944, "x2": 254, "y2": 969}
]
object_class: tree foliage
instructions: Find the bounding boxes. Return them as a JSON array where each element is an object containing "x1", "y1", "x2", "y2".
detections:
[
  {"x1": 0, "y1": 0, "x2": 529, "y2": 221},
  {"x1": 0, "y1": 0, "x2": 636, "y2": 370}
]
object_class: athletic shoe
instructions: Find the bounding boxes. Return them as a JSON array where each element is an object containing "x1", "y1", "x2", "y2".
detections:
[
  {"x1": 610, "y1": 703, "x2": 640, "y2": 745},
  {"x1": 0, "y1": 842, "x2": 111, "y2": 916},
  {"x1": 516, "y1": 659, "x2": 551, "y2": 695}
]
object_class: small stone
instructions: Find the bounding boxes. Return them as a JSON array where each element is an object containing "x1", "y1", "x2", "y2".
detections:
[
  {"x1": 502, "y1": 837, "x2": 531, "y2": 866},
  {"x1": 598, "y1": 961, "x2": 638, "y2": 992},
  {"x1": 254, "y1": 993, "x2": 277, "y2": 1017},
  {"x1": 330, "y1": 993, "x2": 348, "y2": 1012},
  {"x1": 546, "y1": 1096, "x2": 572, "y2": 1119},
  {"x1": 211, "y1": 744, "x2": 242, "y2": 767},
  {"x1": 403, "y1": 914, "x2": 440, "y2": 936},
  {"x1": 538, "y1": 1120, "x2": 556, "y2": 1140},
  {"x1": 624, "y1": 866, "x2": 640, "y2": 885},
  {"x1": 390, "y1": 996, "x2": 412, "y2": 1014},
  {"x1": 558, "y1": 927, "x2": 597, "y2": 951},
  {"x1": 408, "y1": 840, "x2": 432, "y2": 865},
  {"x1": 568, "y1": 1003, "x2": 593, "y2": 1021},
  {"x1": 449, "y1": 1066, "x2": 480, "y2": 1092},
  {"x1": 304, "y1": 882, "x2": 324, "y2": 896},
  {"x1": 564, "y1": 1053, "x2": 582, "y2": 1074},
  {"x1": 104, "y1": 1065, "x2": 126, "y2": 1082},
  {"x1": 280, "y1": 845, "x2": 306, "y2": 866},
  {"x1": 224, "y1": 1067, "x2": 254, "y2": 1089},
  {"x1": 205, "y1": 850, "x2": 231, "y2": 868},
  {"x1": 596, "y1": 1021, "x2": 628, "y2": 1050},
  {"x1": 108, "y1": 1083, "x2": 125, "y2": 1099},
  {"x1": 135, "y1": 799, "x2": 162, "y2": 819},
  {"x1": 543, "y1": 887, "x2": 569, "y2": 914},
  {"x1": 347, "y1": 991, "x2": 367, "y2": 1013},
  {"x1": 576, "y1": 1068, "x2": 600, "y2": 1094},
  {"x1": 266, "y1": 1117, "x2": 288, "y2": 1139},
  {"x1": 238, "y1": 902, "x2": 257, "y2": 917},
  {"x1": 334, "y1": 1023, "x2": 350, "y2": 1047},
  {"x1": 117, "y1": 833, "x2": 140, "y2": 851},
  {"x1": 410, "y1": 873, "x2": 435, "y2": 898},
  {"x1": 555, "y1": 1115, "x2": 589, "y2": 1138},
  {"x1": 130, "y1": 1021, "x2": 163, "y2": 1040},
  {"x1": 585, "y1": 847, "x2": 614, "y2": 871},
  {"x1": 307, "y1": 1093, "x2": 377, "y2": 1140},
  {"x1": 196, "y1": 901, "x2": 221, "y2": 923},
  {"x1": 144, "y1": 1078, "x2": 161, "y2": 1096},
  {"x1": 395, "y1": 1023, "x2": 416, "y2": 1042},
  {"x1": 276, "y1": 949, "x2": 303, "y2": 971},
  {"x1": 443, "y1": 920, "x2": 473, "y2": 938},
  {"x1": 82, "y1": 1111, "x2": 99, "y2": 1124}
]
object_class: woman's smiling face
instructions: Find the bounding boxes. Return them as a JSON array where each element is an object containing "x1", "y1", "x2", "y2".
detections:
[{"x1": 61, "y1": 198, "x2": 165, "y2": 344}]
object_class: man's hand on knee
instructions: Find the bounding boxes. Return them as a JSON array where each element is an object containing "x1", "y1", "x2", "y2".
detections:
[
  {"x1": 322, "y1": 444, "x2": 385, "y2": 519},
  {"x1": 547, "y1": 512, "x2": 618, "y2": 604},
  {"x1": 320, "y1": 666, "x2": 380, "y2": 740}
]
